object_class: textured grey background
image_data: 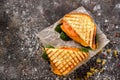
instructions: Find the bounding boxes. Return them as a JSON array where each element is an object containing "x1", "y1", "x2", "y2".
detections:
[{"x1": 0, "y1": 0, "x2": 120, "y2": 80}]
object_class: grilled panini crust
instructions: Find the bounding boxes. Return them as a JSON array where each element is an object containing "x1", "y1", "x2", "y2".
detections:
[
  {"x1": 45, "y1": 48, "x2": 89, "y2": 75},
  {"x1": 62, "y1": 13, "x2": 96, "y2": 49}
]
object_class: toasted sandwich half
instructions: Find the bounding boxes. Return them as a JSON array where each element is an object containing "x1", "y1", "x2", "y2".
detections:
[
  {"x1": 45, "y1": 47, "x2": 89, "y2": 76},
  {"x1": 61, "y1": 13, "x2": 96, "y2": 49}
]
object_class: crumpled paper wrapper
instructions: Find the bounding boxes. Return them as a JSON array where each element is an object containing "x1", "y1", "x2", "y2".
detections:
[{"x1": 37, "y1": 6, "x2": 110, "y2": 60}]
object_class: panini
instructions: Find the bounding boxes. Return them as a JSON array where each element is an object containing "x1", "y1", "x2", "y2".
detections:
[
  {"x1": 45, "y1": 47, "x2": 89, "y2": 75},
  {"x1": 61, "y1": 13, "x2": 96, "y2": 49}
]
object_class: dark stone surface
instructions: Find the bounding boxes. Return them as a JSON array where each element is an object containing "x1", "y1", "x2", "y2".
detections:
[{"x1": 0, "y1": 0, "x2": 120, "y2": 80}]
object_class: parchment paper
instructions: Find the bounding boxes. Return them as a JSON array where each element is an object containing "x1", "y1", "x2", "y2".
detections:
[{"x1": 37, "y1": 6, "x2": 110, "y2": 58}]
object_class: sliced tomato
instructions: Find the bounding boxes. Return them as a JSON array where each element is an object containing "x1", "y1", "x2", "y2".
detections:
[{"x1": 61, "y1": 21, "x2": 89, "y2": 47}]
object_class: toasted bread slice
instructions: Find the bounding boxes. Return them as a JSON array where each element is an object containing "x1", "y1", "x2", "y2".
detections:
[
  {"x1": 61, "y1": 13, "x2": 96, "y2": 49},
  {"x1": 45, "y1": 47, "x2": 89, "y2": 75}
]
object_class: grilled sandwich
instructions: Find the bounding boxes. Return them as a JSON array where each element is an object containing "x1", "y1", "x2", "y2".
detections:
[
  {"x1": 61, "y1": 13, "x2": 96, "y2": 49},
  {"x1": 45, "y1": 47, "x2": 89, "y2": 75}
]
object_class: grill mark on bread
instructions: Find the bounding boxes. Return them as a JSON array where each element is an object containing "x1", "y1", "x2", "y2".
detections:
[
  {"x1": 55, "y1": 51, "x2": 69, "y2": 68},
  {"x1": 51, "y1": 50, "x2": 63, "y2": 62},
  {"x1": 56, "y1": 52, "x2": 71, "y2": 73},
  {"x1": 69, "y1": 51, "x2": 78, "y2": 66},
  {"x1": 56, "y1": 50, "x2": 77, "y2": 73},
  {"x1": 73, "y1": 51, "x2": 81, "y2": 62},
  {"x1": 60, "y1": 62, "x2": 73, "y2": 73},
  {"x1": 47, "y1": 51, "x2": 53, "y2": 57},
  {"x1": 48, "y1": 50, "x2": 58, "y2": 58},
  {"x1": 82, "y1": 52, "x2": 87, "y2": 59},
  {"x1": 45, "y1": 48, "x2": 49, "y2": 54},
  {"x1": 93, "y1": 25, "x2": 96, "y2": 49},
  {"x1": 55, "y1": 52, "x2": 65, "y2": 66},
  {"x1": 79, "y1": 52, "x2": 85, "y2": 60},
  {"x1": 83, "y1": 52, "x2": 88, "y2": 58},
  {"x1": 59, "y1": 60, "x2": 74, "y2": 73}
]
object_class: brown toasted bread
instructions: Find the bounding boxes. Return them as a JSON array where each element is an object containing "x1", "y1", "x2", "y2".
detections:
[
  {"x1": 61, "y1": 13, "x2": 96, "y2": 49},
  {"x1": 45, "y1": 47, "x2": 89, "y2": 75}
]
